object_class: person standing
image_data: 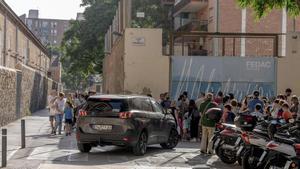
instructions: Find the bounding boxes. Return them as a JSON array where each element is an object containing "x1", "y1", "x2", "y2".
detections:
[
  {"x1": 248, "y1": 91, "x2": 264, "y2": 113},
  {"x1": 285, "y1": 88, "x2": 292, "y2": 105},
  {"x1": 189, "y1": 100, "x2": 200, "y2": 142},
  {"x1": 214, "y1": 91, "x2": 223, "y2": 106},
  {"x1": 54, "y1": 92, "x2": 66, "y2": 135},
  {"x1": 199, "y1": 93, "x2": 218, "y2": 154},
  {"x1": 220, "y1": 104, "x2": 235, "y2": 124},
  {"x1": 196, "y1": 93, "x2": 205, "y2": 108},
  {"x1": 64, "y1": 101, "x2": 73, "y2": 136},
  {"x1": 282, "y1": 103, "x2": 293, "y2": 122},
  {"x1": 48, "y1": 90, "x2": 57, "y2": 134},
  {"x1": 290, "y1": 96, "x2": 300, "y2": 119}
]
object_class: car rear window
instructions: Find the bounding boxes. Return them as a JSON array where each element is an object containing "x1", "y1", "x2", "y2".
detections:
[{"x1": 85, "y1": 98, "x2": 129, "y2": 113}]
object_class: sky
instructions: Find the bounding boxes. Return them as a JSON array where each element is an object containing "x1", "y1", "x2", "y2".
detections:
[{"x1": 5, "y1": 0, "x2": 85, "y2": 20}]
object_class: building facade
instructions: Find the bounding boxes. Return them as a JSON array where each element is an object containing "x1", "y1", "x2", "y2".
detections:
[
  {"x1": 172, "y1": 0, "x2": 300, "y2": 57},
  {"x1": 21, "y1": 10, "x2": 70, "y2": 47},
  {"x1": 168, "y1": 0, "x2": 300, "y2": 97},
  {"x1": 0, "y1": 2, "x2": 50, "y2": 72},
  {"x1": 0, "y1": 1, "x2": 59, "y2": 126},
  {"x1": 20, "y1": 10, "x2": 72, "y2": 83}
]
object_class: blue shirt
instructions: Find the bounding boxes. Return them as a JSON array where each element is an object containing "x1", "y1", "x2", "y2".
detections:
[
  {"x1": 64, "y1": 107, "x2": 73, "y2": 120},
  {"x1": 248, "y1": 98, "x2": 264, "y2": 113}
]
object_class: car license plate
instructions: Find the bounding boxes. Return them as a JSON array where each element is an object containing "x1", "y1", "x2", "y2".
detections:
[
  {"x1": 93, "y1": 125, "x2": 112, "y2": 131},
  {"x1": 214, "y1": 138, "x2": 220, "y2": 148},
  {"x1": 237, "y1": 146, "x2": 244, "y2": 156}
]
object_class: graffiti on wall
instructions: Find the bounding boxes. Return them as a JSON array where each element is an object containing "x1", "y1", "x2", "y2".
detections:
[{"x1": 171, "y1": 56, "x2": 276, "y2": 101}]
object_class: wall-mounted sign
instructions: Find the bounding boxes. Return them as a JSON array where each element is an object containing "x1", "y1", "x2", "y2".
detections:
[
  {"x1": 136, "y1": 12, "x2": 145, "y2": 18},
  {"x1": 132, "y1": 37, "x2": 145, "y2": 46}
]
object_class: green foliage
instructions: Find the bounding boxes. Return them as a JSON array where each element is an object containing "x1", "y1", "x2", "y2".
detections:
[
  {"x1": 131, "y1": 0, "x2": 172, "y2": 44},
  {"x1": 61, "y1": 0, "x2": 171, "y2": 90},
  {"x1": 61, "y1": 0, "x2": 118, "y2": 90},
  {"x1": 237, "y1": 0, "x2": 300, "y2": 18}
]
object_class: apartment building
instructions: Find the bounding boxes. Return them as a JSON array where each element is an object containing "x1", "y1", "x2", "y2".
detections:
[
  {"x1": 172, "y1": 0, "x2": 300, "y2": 57},
  {"x1": 20, "y1": 10, "x2": 70, "y2": 47}
]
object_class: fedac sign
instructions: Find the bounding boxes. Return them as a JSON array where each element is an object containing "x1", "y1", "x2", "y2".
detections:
[{"x1": 171, "y1": 56, "x2": 276, "y2": 101}]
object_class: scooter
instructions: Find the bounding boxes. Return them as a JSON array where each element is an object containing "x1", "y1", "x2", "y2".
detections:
[
  {"x1": 263, "y1": 121, "x2": 300, "y2": 169},
  {"x1": 210, "y1": 123, "x2": 243, "y2": 164},
  {"x1": 240, "y1": 119, "x2": 298, "y2": 169}
]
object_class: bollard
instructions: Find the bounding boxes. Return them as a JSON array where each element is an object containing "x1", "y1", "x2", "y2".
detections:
[
  {"x1": 2, "y1": 129, "x2": 7, "y2": 168},
  {"x1": 21, "y1": 120, "x2": 25, "y2": 149}
]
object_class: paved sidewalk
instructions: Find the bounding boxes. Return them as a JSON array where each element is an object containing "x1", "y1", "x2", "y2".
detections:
[{"x1": 0, "y1": 109, "x2": 51, "y2": 167}]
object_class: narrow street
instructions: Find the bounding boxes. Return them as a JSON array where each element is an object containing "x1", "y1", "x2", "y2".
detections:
[{"x1": 2, "y1": 110, "x2": 241, "y2": 169}]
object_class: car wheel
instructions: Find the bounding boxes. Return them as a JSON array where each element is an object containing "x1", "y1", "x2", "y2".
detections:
[
  {"x1": 77, "y1": 143, "x2": 92, "y2": 153},
  {"x1": 133, "y1": 131, "x2": 148, "y2": 156},
  {"x1": 160, "y1": 128, "x2": 179, "y2": 149}
]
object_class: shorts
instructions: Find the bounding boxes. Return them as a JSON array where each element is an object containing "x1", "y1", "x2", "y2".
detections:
[
  {"x1": 49, "y1": 115, "x2": 55, "y2": 121},
  {"x1": 65, "y1": 119, "x2": 73, "y2": 124}
]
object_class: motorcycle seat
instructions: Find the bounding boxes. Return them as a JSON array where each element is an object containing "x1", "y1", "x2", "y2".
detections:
[
  {"x1": 253, "y1": 129, "x2": 269, "y2": 138},
  {"x1": 274, "y1": 135, "x2": 297, "y2": 145}
]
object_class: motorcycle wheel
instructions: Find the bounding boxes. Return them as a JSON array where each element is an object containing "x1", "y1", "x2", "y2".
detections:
[
  {"x1": 242, "y1": 149, "x2": 264, "y2": 169},
  {"x1": 216, "y1": 145, "x2": 237, "y2": 164}
]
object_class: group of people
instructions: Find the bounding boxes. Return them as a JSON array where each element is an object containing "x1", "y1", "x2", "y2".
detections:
[
  {"x1": 158, "y1": 88, "x2": 300, "y2": 155},
  {"x1": 47, "y1": 91, "x2": 95, "y2": 136}
]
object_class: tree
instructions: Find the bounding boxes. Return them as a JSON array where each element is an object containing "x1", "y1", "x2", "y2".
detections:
[
  {"x1": 61, "y1": 0, "x2": 171, "y2": 90},
  {"x1": 61, "y1": 0, "x2": 118, "y2": 90},
  {"x1": 237, "y1": 0, "x2": 300, "y2": 18}
]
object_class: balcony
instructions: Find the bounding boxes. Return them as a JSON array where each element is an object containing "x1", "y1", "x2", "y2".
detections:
[
  {"x1": 174, "y1": 0, "x2": 208, "y2": 16},
  {"x1": 175, "y1": 19, "x2": 208, "y2": 32}
]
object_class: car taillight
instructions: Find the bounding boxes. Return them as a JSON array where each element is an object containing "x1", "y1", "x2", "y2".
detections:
[
  {"x1": 119, "y1": 112, "x2": 132, "y2": 119},
  {"x1": 79, "y1": 109, "x2": 88, "y2": 116},
  {"x1": 295, "y1": 144, "x2": 300, "y2": 156},
  {"x1": 241, "y1": 132, "x2": 250, "y2": 144}
]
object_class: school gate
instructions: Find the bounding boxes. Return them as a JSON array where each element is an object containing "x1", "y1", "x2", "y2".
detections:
[{"x1": 170, "y1": 56, "x2": 276, "y2": 101}]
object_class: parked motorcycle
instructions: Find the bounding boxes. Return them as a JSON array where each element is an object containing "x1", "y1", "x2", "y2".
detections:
[
  {"x1": 263, "y1": 121, "x2": 300, "y2": 169},
  {"x1": 240, "y1": 118, "x2": 299, "y2": 169},
  {"x1": 210, "y1": 123, "x2": 243, "y2": 164}
]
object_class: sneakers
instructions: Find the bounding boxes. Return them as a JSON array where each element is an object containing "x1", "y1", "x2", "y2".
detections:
[{"x1": 190, "y1": 138, "x2": 197, "y2": 142}]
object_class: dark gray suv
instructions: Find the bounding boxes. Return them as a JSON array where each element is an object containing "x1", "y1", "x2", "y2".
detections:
[{"x1": 76, "y1": 95, "x2": 179, "y2": 156}]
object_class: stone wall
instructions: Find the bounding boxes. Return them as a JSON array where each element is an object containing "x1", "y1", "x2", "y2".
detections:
[
  {"x1": 0, "y1": 63, "x2": 58, "y2": 126},
  {"x1": 0, "y1": 66, "x2": 17, "y2": 126}
]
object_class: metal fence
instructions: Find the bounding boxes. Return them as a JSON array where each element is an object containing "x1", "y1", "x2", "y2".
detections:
[{"x1": 170, "y1": 56, "x2": 276, "y2": 101}]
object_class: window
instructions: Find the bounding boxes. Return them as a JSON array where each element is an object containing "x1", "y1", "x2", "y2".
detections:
[
  {"x1": 141, "y1": 99, "x2": 153, "y2": 112},
  {"x1": 86, "y1": 99, "x2": 129, "y2": 113},
  {"x1": 51, "y1": 22, "x2": 57, "y2": 28},
  {"x1": 42, "y1": 21, "x2": 48, "y2": 28},
  {"x1": 27, "y1": 19, "x2": 32, "y2": 26},
  {"x1": 131, "y1": 98, "x2": 153, "y2": 112},
  {"x1": 151, "y1": 101, "x2": 164, "y2": 114}
]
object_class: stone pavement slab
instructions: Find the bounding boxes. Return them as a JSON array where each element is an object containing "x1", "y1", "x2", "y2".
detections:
[
  {"x1": 0, "y1": 109, "x2": 50, "y2": 167},
  {"x1": 38, "y1": 164, "x2": 192, "y2": 169},
  {"x1": 1, "y1": 109, "x2": 242, "y2": 169}
]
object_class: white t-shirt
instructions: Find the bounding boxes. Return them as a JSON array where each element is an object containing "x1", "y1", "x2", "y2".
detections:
[
  {"x1": 55, "y1": 98, "x2": 66, "y2": 115},
  {"x1": 48, "y1": 95, "x2": 57, "y2": 116}
]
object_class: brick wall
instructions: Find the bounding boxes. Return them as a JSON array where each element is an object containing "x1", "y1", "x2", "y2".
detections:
[
  {"x1": 0, "y1": 66, "x2": 17, "y2": 126},
  {"x1": 0, "y1": 63, "x2": 58, "y2": 126}
]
